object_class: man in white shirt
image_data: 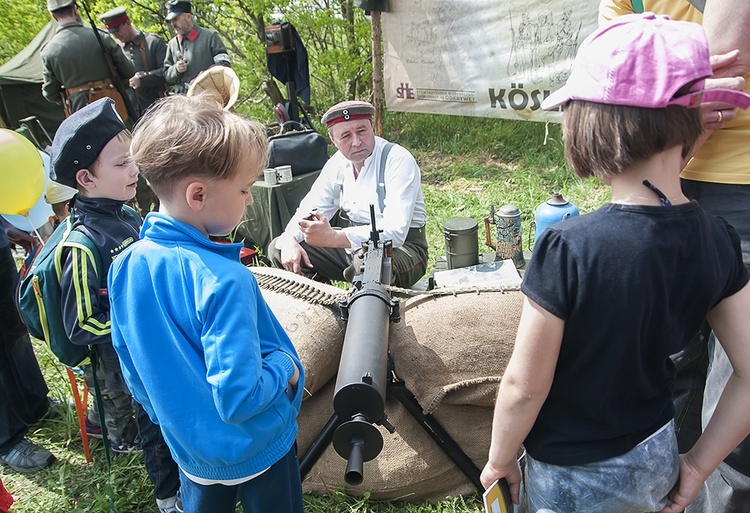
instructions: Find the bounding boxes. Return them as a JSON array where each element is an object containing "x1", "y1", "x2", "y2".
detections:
[{"x1": 269, "y1": 100, "x2": 428, "y2": 287}]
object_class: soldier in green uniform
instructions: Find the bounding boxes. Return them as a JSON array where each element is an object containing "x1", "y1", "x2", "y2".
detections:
[
  {"x1": 40, "y1": 0, "x2": 135, "y2": 121},
  {"x1": 99, "y1": 6, "x2": 166, "y2": 216},
  {"x1": 163, "y1": 0, "x2": 231, "y2": 94},
  {"x1": 99, "y1": 7, "x2": 167, "y2": 118}
]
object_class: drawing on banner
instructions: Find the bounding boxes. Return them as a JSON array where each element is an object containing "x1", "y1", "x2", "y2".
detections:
[
  {"x1": 508, "y1": 7, "x2": 581, "y2": 88},
  {"x1": 383, "y1": 0, "x2": 600, "y2": 122}
]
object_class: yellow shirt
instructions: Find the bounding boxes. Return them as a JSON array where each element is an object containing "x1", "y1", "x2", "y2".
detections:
[{"x1": 599, "y1": 0, "x2": 750, "y2": 184}]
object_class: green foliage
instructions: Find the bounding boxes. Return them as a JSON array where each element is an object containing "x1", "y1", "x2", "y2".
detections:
[
  {"x1": 0, "y1": 0, "x2": 48, "y2": 63},
  {"x1": 0, "y1": 0, "x2": 370, "y2": 124}
]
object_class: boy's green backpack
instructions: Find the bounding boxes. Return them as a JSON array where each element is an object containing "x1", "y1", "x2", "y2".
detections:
[{"x1": 16, "y1": 209, "x2": 100, "y2": 367}]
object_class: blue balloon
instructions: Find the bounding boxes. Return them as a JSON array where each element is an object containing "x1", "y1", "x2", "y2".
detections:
[{"x1": 2, "y1": 151, "x2": 54, "y2": 231}]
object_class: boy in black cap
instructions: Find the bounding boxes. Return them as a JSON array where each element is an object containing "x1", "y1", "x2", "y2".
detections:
[{"x1": 50, "y1": 98, "x2": 181, "y2": 513}]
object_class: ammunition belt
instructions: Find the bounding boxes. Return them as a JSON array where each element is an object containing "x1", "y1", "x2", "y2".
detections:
[{"x1": 253, "y1": 273, "x2": 345, "y2": 306}]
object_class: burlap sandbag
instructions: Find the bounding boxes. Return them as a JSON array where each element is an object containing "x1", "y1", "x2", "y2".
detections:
[
  {"x1": 249, "y1": 267, "x2": 347, "y2": 398},
  {"x1": 298, "y1": 380, "x2": 493, "y2": 502},
  {"x1": 390, "y1": 288, "x2": 523, "y2": 414}
]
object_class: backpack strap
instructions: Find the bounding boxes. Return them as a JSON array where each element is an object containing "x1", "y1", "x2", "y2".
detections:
[
  {"x1": 64, "y1": 230, "x2": 103, "y2": 280},
  {"x1": 377, "y1": 143, "x2": 394, "y2": 212},
  {"x1": 54, "y1": 209, "x2": 104, "y2": 307}
]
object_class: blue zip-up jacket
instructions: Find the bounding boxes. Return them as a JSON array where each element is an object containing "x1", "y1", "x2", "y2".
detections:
[{"x1": 108, "y1": 213, "x2": 304, "y2": 480}]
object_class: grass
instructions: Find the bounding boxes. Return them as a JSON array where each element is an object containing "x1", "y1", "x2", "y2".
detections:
[
  {"x1": 388, "y1": 113, "x2": 609, "y2": 272},
  {"x1": 1, "y1": 113, "x2": 607, "y2": 512}
]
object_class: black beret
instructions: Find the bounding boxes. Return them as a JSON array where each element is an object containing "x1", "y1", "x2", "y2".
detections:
[
  {"x1": 321, "y1": 100, "x2": 375, "y2": 127},
  {"x1": 50, "y1": 98, "x2": 127, "y2": 189},
  {"x1": 166, "y1": 0, "x2": 191, "y2": 20}
]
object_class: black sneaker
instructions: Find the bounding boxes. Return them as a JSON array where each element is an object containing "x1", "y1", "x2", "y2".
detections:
[
  {"x1": 83, "y1": 417, "x2": 103, "y2": 439},
  {"x1": 109, "y1": 434, "x2": 142, "y2": 454},
  {"x1": 0, "y1": 439, "x2": 55, "y2": 473}
]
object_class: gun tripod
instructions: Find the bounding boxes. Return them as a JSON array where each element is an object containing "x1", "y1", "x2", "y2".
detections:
[
  {"x1": 299, "y1": 205, "x2": 483, "y2": 493},
  {"x1": 298, "y1": 358, "x2": 484, "y2": 494}
]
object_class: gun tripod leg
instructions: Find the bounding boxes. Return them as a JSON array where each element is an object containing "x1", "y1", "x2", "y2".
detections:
[
  {"x1": 299, "y1": 413, "x2": 341, "y2": 478},
  {"x1": 389, "y1": 380, "x2": 484, "y2": 494}
]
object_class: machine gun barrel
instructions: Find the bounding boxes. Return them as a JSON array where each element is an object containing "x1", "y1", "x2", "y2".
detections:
[{"x1": 331, "y1": 205, "x2": 398, "y2": 485}]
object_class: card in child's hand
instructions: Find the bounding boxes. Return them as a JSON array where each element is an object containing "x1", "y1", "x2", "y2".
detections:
[{"x1": 482, "y1": 478, "x2": 513, "y2": 513}]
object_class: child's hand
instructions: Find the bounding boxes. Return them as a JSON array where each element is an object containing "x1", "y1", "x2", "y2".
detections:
[
  {"x1": 288, "y1": 362, "x2": 300, "y2": 388},
  {"x1": 480, "y1": 458, "x2": 522, "y2": 505}
]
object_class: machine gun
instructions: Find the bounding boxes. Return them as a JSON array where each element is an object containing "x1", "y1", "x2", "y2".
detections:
[
  {"x1": 331, "y1": 205, "x2": 399, "y2": 485},
  {"x1": 299, "y1": 205, "x2": 483, "y2": 491}
]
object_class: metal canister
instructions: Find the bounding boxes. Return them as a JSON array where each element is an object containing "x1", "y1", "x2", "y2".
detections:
[
  {"x1": 533, "y1": 193, "x2": 579, "y2": 243},
  {"x1": 484, "y1": 204, "x2": 525, "y2": 268},
  {"x1": 443, "y1": 217, "x2": 479, "y2": 269}
]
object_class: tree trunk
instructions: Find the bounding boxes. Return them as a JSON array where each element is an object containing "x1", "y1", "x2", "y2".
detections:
[{"x1": 371, "y1": 11, "x2": 384, "y2": 137}]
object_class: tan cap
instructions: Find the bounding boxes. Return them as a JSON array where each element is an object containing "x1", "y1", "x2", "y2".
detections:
[
  {"x1": 47, "y1": 0, "x2": 74, "y2": 12},
  {"x1": 44, "y1": 180, "x2": 77, "y2": 205}
]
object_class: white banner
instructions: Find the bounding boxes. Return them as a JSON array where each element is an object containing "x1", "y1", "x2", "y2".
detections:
[{"x1": 382, "y1": 0, "x2": 601, "y2": 122}]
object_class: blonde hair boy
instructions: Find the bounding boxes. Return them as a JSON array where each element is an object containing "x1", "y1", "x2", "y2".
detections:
[{"x1": 109, "y1": 94, "x2": 305, "y2": 513}]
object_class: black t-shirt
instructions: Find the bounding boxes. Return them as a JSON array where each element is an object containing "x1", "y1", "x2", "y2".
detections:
[{"x1": 522, "y1": 201, "x2": 748, "y2": 466}]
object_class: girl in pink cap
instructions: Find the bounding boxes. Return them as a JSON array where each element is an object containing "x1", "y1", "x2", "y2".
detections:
[{"x1": 480, "y1": 13, "x2": 750, "y2": 513}]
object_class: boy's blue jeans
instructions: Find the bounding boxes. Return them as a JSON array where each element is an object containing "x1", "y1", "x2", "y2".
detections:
[
  {"x1": 178, "y1": 444, "x2": 304, "y2": 513},
  {"x1": 524, "y1": 421, "x2": 678, "y2": 513}
]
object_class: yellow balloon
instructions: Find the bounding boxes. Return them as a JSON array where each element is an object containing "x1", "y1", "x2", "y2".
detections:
[{"x1": 0, "y1": 129, "x2": 46, "y2": 216}]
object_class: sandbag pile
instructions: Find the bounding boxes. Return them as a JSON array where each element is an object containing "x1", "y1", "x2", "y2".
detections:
[
  {"x1": 254, "y1": 267, "x2": 523, "y2": 502},
  {"x1": 249, "y1": 266, "x2": 346, "y2": 398}
]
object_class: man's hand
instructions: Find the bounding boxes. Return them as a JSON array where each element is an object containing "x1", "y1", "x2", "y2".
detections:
[
  {"x1": 299, "y1": 211, "x2": 349, "y2": 248},
  {"x1": 702, "y1": 50, "x2": 746, "y2": 130},
  {"x1": 277, "y1": 235, "x2": 312, "y2": 275},
  {"x1": 5, "y1": 224, "x2": 38, "y2": 256},
  {"x1": 175, "y1": 58, "x2": 188, "y2": 74},
  {"x1": 129, "y1": 73, "x2": 142, "y2": 89}
]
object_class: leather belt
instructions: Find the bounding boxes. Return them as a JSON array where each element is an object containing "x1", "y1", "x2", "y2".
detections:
[{"x1": 65, "y1": 78, "x2": 114, "y2": 95}]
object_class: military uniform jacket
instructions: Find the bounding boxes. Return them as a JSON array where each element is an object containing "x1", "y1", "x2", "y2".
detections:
[
  {"x1": 164, "y1": 24, "x2": 230, "y2": 94},
  {"x1": 122, "y1": 31, "x2": 167, "y2": 116},
  {"x1": 40, "y1": 20, "x2": 135, "y2": 112}
]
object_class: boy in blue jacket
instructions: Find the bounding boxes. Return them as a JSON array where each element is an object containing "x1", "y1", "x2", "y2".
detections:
[
  {"x1": 49, "y1": 98, "x2": 181, "y2": 512},
  {"x1": 108, "y1": 94, "x2": 305, "y2": 512}
]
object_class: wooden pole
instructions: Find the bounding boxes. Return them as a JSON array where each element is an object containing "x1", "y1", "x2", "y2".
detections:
[{"x1": 371, "y1": 10, "x2": 385, "y2": 137}]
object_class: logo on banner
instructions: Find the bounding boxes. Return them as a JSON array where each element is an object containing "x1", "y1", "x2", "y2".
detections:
[
  {"x1": 396, "y1": 83, "x2": 415, "y2": 99},
  {"x1": 489, "y1": 83, "x2": 552, "y2": 111}
]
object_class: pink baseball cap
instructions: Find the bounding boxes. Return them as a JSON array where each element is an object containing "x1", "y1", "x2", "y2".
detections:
[{"x1": 542, "y1": 12, "x2": 750, "y2": 111}]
